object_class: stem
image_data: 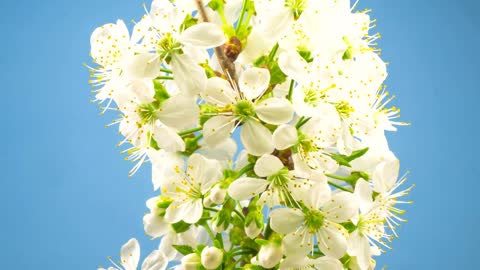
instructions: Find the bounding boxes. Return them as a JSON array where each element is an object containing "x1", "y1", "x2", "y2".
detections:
[
  {"x1": 236, "y1": 0, "x2": 249, "y2": 32},
  {"x1": 326, "y1": 173, "x2": 353, "y2": 183},
  {"x1": 160, "y1": 68, "x2": 172, "y2": 73},
  {"x1": 233, "y1": 208, "x2": 245, "y2": 221},
  {"x1": 328, "y1": 181, "x2": 353, "y2": 193},
  {"x1": 203, "y1": 223, "x2": 216, "y2": 242},
  {"x1": 178, "y1": 127, "x2": 202, "y2": 136},
  {"x1": 235, "y1": 163, "x2": 254, "y2": 179},
  {"x1": 268, "y1": 43, "x2": 280, "y2": 63},
  {"x1": 295, "y1": 116, "x2": 311, "y2": 129},
  {"x1": 287, "y1": 79, "x2": 295, "y2": 101},
  {"x1": 156, "y1": 76, "x2": 174, "y2": 80},
  {"x1": 204, "y1": 207, "x2": 220, "y2": 213},
  {"x1": 194, "y1": 0, "x2": 238, "y2": 83}
]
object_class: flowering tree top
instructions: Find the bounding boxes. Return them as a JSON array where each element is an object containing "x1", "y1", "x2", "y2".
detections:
[{"x1": 87, "y1": 0, "x2": 413, "y2": 269}]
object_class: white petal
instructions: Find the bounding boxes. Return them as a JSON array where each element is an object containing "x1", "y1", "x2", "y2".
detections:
[
  {"x1": 241, "y1": 120, "x2": 274, "y2": 156},
  {"x1": 143, "y1": 213, "x2": 170, "y2": 238},
  {"x1": 158, "y1": 95, "x2": 199, "y2": 130},
  {"x1": 255, "y1": 98, "x2": 294, "y2": 125},
  {"x1": 141, "y1": 250, "x2": 168, "y2": 270},
  {"x1": 153, "y1": 125, "x2": 185, "y2": 152},
  {"x1": 258, "y1": 8, "x2": 293, "y2": 41},
  {"x1": 179, "y1": 22, "x2": 226, "y2": 48},
  {"x1": 164, "y1": 201, "x2": 188, "y2": 224},
  {"x1": 317, "y1": 221, "x2": 348, "y2": 259},
  {"x1": 203, "y1": 116, "x2": 236, "y2": 147},
  {"x1": 269, "y1": 208, "x2": 304, "y2": 234},
  {"x1": 354, "y1": 180, "x2": 373, "y2": 214},
  {"x1": 278, "y1": 51, "x2": 309, "y2": 84},
  {"x1": 187, "y1": 154, "x2": 223, "y2": 193},
  {"x1": 204, "y1": 77, "x2": 238, "y2": 106},
  {"x1": 283, "y1": 232, "x2": 311, "y2": 258},
  {"x1": 182, "y1": 200, "x2": 204, "y2": 224},
  {"x1": 254, "y1": 154, "x2": 284, "y2": 177},
  {"x1": 120, "y1": 238, "x2": 140, "y2": 270},
  {"x1": 323, "y1": 192, "x2": 359, "y2": 223},
  {"x1": 199, "y1": 138, "x2": 237, "y2": 161},
  {"x1": 124, "y1": 52, "x2": 161, "y2": 80},
  {"x1": 373, "y1": 159, "x2": 400, "y2": 193},
  {"x1": 239, "y1": 67, "x2": 271, "y2": 100},
  {"x1": 228, "y1": 177, "x2": 269, "y2": 200},
  {"x1": 311, "y1": 257, "x2": 343, "y2": 270},
  {"x1": 273, "y1": 124, "x2": 298, "y2": 150},
  {"x1": 347, "y1": 230, "x2": 371, "y2": 270},
  {"x1": 171, "y1": 54, "x2": 207, "y2": 95}
]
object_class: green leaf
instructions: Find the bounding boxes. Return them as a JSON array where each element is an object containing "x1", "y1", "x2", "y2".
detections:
[
  {"x1": 329, "y1": 147, "x2": 369, "y2": 167},
  {"x1": 172, "y1": 245, "x2": 195, "y2": 255},
  {"x1": 171, "y1": 221, "x2": 191, "y2": 234}
]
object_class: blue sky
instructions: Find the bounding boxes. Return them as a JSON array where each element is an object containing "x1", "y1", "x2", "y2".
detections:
[{"x1": 1, "y1": 0, "x2": 478, "y2": 269}]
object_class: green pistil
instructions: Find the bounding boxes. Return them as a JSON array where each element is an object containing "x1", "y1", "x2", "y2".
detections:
[
  {"x1": 285, "y1": 0, "x2": 307, "y2": 20},
  {"x1": 138, "y1": 103, "x2": 159, "y2": 125},
  {"x1": 304, "y1": 209, "x2": 325, "y2": 232},
  {"x1": 336, "y1": 101, "x2": 355, "y2": 118},
  {"x1": 157, "y1": 33, "x2": 182, "y2": 62},
  {"x1": 303, "y1": 88, "x2": 322, "y2": 107},
  {"x1": 297, "y1": 132, "x2": 316, "y2": 153},
  {"x1": 233, "y1": 100, "x2": 256, "y2": 121},
  {"x1": 267, "y1": 168, "x2": 290, "y2": 187}
]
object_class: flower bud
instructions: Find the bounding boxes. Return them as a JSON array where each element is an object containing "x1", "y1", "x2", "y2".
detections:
[
  {"x1": 181, "y1": 253, "x2": 200, "y2": 270},
  {"x1": 252, "y1": 243, "x2": 283, "y2": 269},
  {"x1": 204, "y1": 185, "x2": 227, "y2": 207},
  {"x1": 245, "y1": 219, "x2": 263, "y2": 239},
  {"x1": 201, "y1": 246, "x2": 223, "y2": 269}
]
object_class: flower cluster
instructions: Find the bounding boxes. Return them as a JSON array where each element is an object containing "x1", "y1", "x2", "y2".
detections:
[{"x1": 89, "y1": 0, "x2": 412, "y2": 269}]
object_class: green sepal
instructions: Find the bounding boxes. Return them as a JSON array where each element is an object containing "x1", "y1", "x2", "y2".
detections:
[
  {"x1": 180, "y1": 14, "x2": 198, "y2": 31},
  {"x1": 153, "y1": 80, "x2": 170, "y2": 105},
  {"x1": 298, "y1": 49, "x2": 314, "y2": 63},
  {"x1": 254, "y1": 239, "x2": 269, "y2": 246},
  {"x1": 172, "y1": 244, "x2": 195, "y2": 255}
]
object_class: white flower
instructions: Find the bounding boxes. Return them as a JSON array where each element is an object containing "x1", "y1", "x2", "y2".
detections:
[
  {"x1": 139, "y1": 0, "x2": 227, "y2": 95},
  {"x1": 99, "y1": 238, "x2": 168, "y2": 270},
  {"x1": 201, "y1": 246, "x2": 224, "y2": 269},
  {"x1": 161, "y1": 154, "x2": 223, "y2": 224},
  {"x1": 114, "y1": 80, "x2": 199, "y2": 176},
  {"x1": 143, "y1": 196, "x2": 198, "y2": 260},
  {"x1": 228, "y1": 154, "x2": 320, "y2": 207},
  {"x1": 279, "y1": 256, "x2": 343, "y2": 270},
  {"x1": 202, "y1": 67, "x2": 294, "y2": 155},
  {"x1": 270, "y1": 190, "x2": 359, "y2": 259}
]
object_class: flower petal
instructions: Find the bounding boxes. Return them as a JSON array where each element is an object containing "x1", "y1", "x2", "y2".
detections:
[
  {"x1": 317, "y1": 221, "x2": 348, "y2": 259},
  {"x1": 239, "y1": 67, "x2": 270, "y2": 100},
  {"x1": 179, "y1": 23, "x2": 226, "y2": 48},
  {"x1": 269, "y1": 208, "x2": 304, "y2": 234},
  {"x1": 203, "y1": 116, "x2": 236, "y2": 147},
  {"x1": 240, "y1": 120, "x2": 274, "y2": 156},
  {"x1": 187, "y1": 154, "x2": 223, "y2": 193},
  {"x1": 141, "y1": 250, "x2": 168, "y2": 270},
  {"x1": 273, "y1": 124, "x2": 298, "y2": 150},
  {"x1": 158, "y1": 94, "x2": 199, "y2": 130},
  {"x1": 283, "y1": 232, "x2": 311, "y2": 258},
  {"x1": 153, "y1": 125, "x2": 186, "y2": 152},
  {"x1": 255, "y1": 98, "x2": 294, "y2": 125},
  {"x1": 204, "y1": 77, "x2": 238, "y2": 106},
  {"x1": 323, "y1": 192, "x2": 359, "y2": 223},
  {"x1": 311, "y1": 257, "x2": 343, "y2": 270},
  {"x1": 120, "y1": 238, "x2": 140, "y2": 270},
  {"x1": 124, "y1": 52, "x2": 161, "y2": 80},
  {"x1": 182, "y1": 200, "x2": 204, "y2": 224},
  {"x1": 278, "y1": 51, "x2": 310, "y2": 84},
  {"x1": 228, "y1": 177, "x2": 269, "y2": 200},
  {"x1": 254, "y1": 154, "x2": 284, "y2": 177},
  {"x1": 171, "y1": 53, "x2": 207, "y2": 95}
]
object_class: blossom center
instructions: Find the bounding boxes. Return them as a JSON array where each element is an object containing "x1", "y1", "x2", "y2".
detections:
[
  {"x1": 157, "y1": 33, "x2": 182, "y2": 61},
  {"x1": 285, "y1": 0, "x2": 307, "y2": 19},
  {"x1": 137, "y1": 103, "x2": 159, "y2": 125},
  {"x1": 233, "y1": 100, "x2": 256, "y2": 120},
  {"x1": 267, "y1": 168, "x2": 290, "y2": 187},
  {"x1": 304, "y1": 209, "x2": 325, "y2": 232}
]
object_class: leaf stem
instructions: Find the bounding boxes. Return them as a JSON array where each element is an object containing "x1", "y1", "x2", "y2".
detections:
[
  {"x1": 328, "y1": 181, "x2": 353, "y2": 193},
  {"x1": 178, "y1": 127, "x2": 202, "y2": 136}
]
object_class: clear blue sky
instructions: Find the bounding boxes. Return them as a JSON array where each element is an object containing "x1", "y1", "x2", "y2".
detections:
[{"x1": 1, "y1": 0, "x2": 478, "y2": 269}]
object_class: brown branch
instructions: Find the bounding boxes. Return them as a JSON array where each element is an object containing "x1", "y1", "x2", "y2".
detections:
[{"x1": 193, "y1": 0, "x2": 238, "y2": 83}]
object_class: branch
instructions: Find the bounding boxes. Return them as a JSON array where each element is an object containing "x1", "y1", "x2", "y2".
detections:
[{"x1": 193, "y1": 0, "x2": 238, "y2": 83}]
